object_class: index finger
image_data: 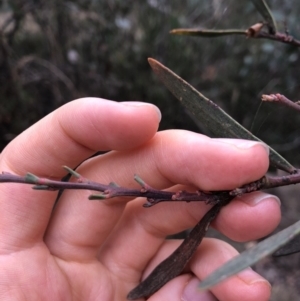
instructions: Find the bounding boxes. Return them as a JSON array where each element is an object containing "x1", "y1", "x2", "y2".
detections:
[{"x1": 0, "y1": 98, "x2": 160, "y2": 251}]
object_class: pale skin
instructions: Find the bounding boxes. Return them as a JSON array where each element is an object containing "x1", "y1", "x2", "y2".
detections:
[{"x1": 0, "y1": 98, "x2": 281, "y2": 301}]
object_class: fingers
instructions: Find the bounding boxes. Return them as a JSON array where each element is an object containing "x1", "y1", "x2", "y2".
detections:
[
  {"x1": 154, "y1": 135, "x2": 270, "y2": 190},
  {"x1": 147, "y1": 239, "x2": 271, "y2": 301},
  {"x1": 148, "y1": 274, "x2": 218, "y2": 301},
  {"x1": 99, "y1": 194, "x2": 279, "y2": 282},
  {"x1": 46, "y1": 130, "x2": 271, "y2": 262},
  {"x1": 188, "y1": 238, "x2": 271, "y2": 301},
  {"x1": 98, "y1": 189, "x2": 280, "y2": 288},
  {"x1": 213, "y1": 191, "x2": 281, "y2": 241},
  {"x1": 99, "y1": 133, "x2": 270, "y2": 262},
  {"x1": 0, "y1": 98, "x2": 160, "y2": 251}
]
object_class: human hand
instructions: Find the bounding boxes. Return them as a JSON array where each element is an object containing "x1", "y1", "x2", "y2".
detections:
[{"x1": 0, "y1": 98, "x2": 280, "y2": 301}]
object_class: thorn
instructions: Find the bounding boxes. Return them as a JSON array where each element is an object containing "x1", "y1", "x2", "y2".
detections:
[
  {"x1": 63, "y1": 166, "x2": 81, "y2": 178},
  {"x1": 134, "y1": 174, "x2": 146, "y2": 189},
  {"x1": 25, "y1": 173, "x2": 39, "y2": 183},
  {"x1": 88, "y1": 194, "x2": 107, "y2": 200},
  {"x1": 32, "y1": 185, "x2": 50, "y2": 190},
  {"x1": 32, "y1": 185, "x2": 58, "y2": 191}
]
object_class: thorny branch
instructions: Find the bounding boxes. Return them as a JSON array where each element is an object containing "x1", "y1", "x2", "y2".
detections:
[
  {"x1": 2, "y1": 166, "x2": 300, "y2": 204},
  {"x1": 1, "y1": 164, "x2": 300, "y2": 298}
]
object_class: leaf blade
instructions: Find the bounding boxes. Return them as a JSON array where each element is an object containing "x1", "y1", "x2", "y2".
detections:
[
  {"x1": 273, "y1": 233, "x2": 300, "y2": 256},
  {"x1": 199, "y1": 219, "x2": 300, "y2": 290},
  {"x1": 251, "y1": 0, "x2": 277, "y2": 34},
  {"x1": 148, "y1": 58, "x2": 296, "y2": 173}
]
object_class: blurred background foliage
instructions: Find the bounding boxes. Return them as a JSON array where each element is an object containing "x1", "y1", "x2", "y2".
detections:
[{"x1": 1, "y1": 0, "x2": 300, "y2": 165}]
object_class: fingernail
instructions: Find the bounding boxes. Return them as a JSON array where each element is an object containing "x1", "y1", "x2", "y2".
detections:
[
  {"x1": 182, "y1": 277, "x2": 218, "y2": 301},
  {"x1": 240, "y1": 191, "x2": 281, "y2": 207},
  {"x1": 238, "y1": 268, "x2": 271, "y2": 287},
  {"x1": 216, "y1": 139, "x2": 269, "y2": 155},
  {"x1": 235, "y1": 141, "x2": 269, "y2": 155},
  {"x1": 122, "y1": 101, "x2": 161, "y2": 122}
]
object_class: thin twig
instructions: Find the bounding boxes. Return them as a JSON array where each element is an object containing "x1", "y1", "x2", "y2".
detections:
[
  {"x1": 262, "y1": 93, "x2": 300, "y2": 113},
  {"x1": 2, "y1": 166, "x2": 300, "y2": 205},
  {"x1": 0, "y1": 167, "x2": 227, "y2": 206},
  {"x1": 255, "y1": 31, "x2": 300, "y2": 47},
  {"x1": 2, "y1": 165, "x2": 300, "y2": 300}
]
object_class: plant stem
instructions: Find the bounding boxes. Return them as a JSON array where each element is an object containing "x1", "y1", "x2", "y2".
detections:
[{"x1": 262, "y1": 93, "x2": 300, "y2": 113}]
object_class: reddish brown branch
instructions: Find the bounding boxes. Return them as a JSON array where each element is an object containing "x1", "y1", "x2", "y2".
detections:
[
  {"x1": 2, "y1": 166, "x2": 300, "y2": 300},
  {"x1": 230, "y1": 171, "x2": 300, "y2": 196},
  {"x1": 2, "y1": 166, "x2": 300, "y2": 206},
  {"x1": 255, "y1": 31, "x2": 300, "y2": 47},
  {"x1": 262, "y1": 93, "x2": 300, "y2": 113},
  {"x1": 0, "y1": 167, "x2": 227, "y2": 207}
]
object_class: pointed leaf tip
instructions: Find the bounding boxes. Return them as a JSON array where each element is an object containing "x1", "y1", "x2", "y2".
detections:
[
  {"x1": 148, "y1": 58, "x2": 296, "y2": 174},
  {"x1": 199, "y1": 219, "x2": 300, "y2": 290},
  {"x1": 148, "y1": 58, "x2": 160, "y2": 71}
]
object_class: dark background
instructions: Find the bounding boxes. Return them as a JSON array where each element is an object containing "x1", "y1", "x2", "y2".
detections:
[{"x1": 1, "y1": 1, "x2": 300, "y2": 299}]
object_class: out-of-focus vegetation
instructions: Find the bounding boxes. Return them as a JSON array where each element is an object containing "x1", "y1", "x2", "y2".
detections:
[{"x1": 1, "y1": 0, "x2": 300, "y2": 166}]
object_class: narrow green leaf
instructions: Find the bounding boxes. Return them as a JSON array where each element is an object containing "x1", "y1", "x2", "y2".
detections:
[
  {"x1": 251, "y1": 0, "x2": 277, "y2": 34},
  {"x1": 148, "y1": 58, "x2": 296, "y2": 173},
  {"x1": 199, "y1": 219, "x2": 300, "y2": 290},
  {"x1": 170, "y1": 28, "x2": 246, "y2": 37},
  {"x1": 273, "y1": 233, "x2": 300, "y2": 256}
]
